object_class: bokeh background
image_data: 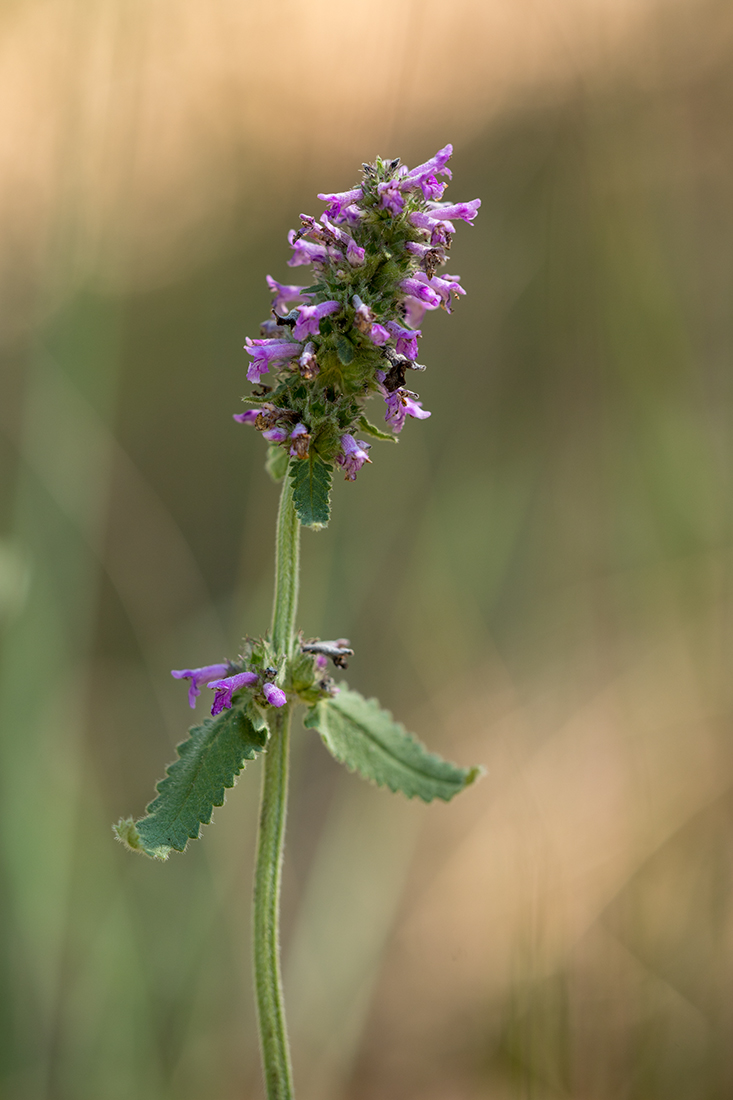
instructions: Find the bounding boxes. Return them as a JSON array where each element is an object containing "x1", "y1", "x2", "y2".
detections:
[{"x1": 2, "y1": 0, "x2": 733, "y2": 1097}]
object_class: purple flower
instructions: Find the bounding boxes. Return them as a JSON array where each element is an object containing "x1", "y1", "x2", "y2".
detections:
[
  {"x1": 315, "y1": 654, "x2": 328, "y2": 671},
  {"x1": 265, "y1": 276, "x2": 311, "y2": 315},
  {"x1": 377, "y1": 181, "x2": 405, "y2": 216},
  {"x1": 172, "y1": 663, "x2": 230, "y2": 709},
  {"x1": 404, "y1": 240, "x2": 446, "y2": 271},
  {"x1": 336, "y1": 433, "x2": 372, "y2": 480},
  {"x1": 317, "y1": 187, "x2": 363, "y2": 218},
  {"x1": 207, "y1": 670, "x2": 259, "y2": 716},
  {"x1": 263, "y1": 427, "x2": 289, "y2": 443},
  {"x1": 409, "y1": 210, "x2": 455, "y2": 247},
  {"x1": 340, "y1": 204, "x2": 363, "y2": 228},
  {"x1": 292, "y1": 300, "x2": 340, "y2": 340},
  {"x1": 287, "y1": 230, "x2": 336, "y2": 267},
  {"x1": 369, "y1": 323, "x2": 390, "y2": 346},
  {"x1": 402, "y1": 297, "x2": 427, "y2": 329},
  {"x1": 399, "y1": 276, "x2": 442, "y2": 310},
  {"x1": 233, "y1": 409, "x2": 259, "y2": 426},
  {"x1": 320, "y1": 215, "x2": 365, "y2": 265},
  {"x1": 262, "y1": 682, "x2": 287, "y2": 708},
  {"x1": 244, "y1": 338, "x2": 302, "y2": 383},
  {"x1": 299, "y1": 342, "x2": 319, "y2": 379},
  {"x1": 386, "y1": 321, "x2": 421, "y2": 360},
  {"x1": 381, "y1": 386, "x2": 431, "y2": 433},
  {"x1": 425, "y1": 198, "x2": 481, "y2": 224},
  {"x1": 401, "y1": 144, "x2": 453, "y2": 191},
  {"x1": 419, "y1": 174, "x2": 447, "y2": 201},
  {"x1": 429, "y1": 272, "x2": 466, "y2": 313}
]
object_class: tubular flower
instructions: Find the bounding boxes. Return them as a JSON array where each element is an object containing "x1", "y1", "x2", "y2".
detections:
[
  {"x1": 237, "y1": 145, "x2": 478, "y2": 476},
  {"x1": 172, "y1": 663, "x2": 230, "y2": 709},
  {"x1": 244, "y1": 338, "x2": 302, "y2": 383},
  {"x1": 207, "y1": 670, "x2": 259, "y2": 716},
  {"x1": 265, "y1": 276, "x2": 311, "y2": 314},
  {"x1": 292, "y1": 301, "x2": 340, "y2": 340},
  {"x1": 336, "y1": 434, "x2": 372, "y2": 480}
]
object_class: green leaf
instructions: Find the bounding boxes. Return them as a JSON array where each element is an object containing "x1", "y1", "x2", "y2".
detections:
[
  {"x1": 357, "y1": 414, "x2": 398, "y2": 442},
  {"x1": 336, "y1": 336, "x2": 355, "y2": 365},
  {"x1": 265, "y1": 444, "x2": 289, "y2": 482},
  {"x1": 289, "y1": 456, "x2": 332, "y2": 528},
  {"x1": 114, "y1": 706, "x2": 268, "y2": 860},
  {"x1": 304, "y1": 687, "x2": 483, "y2": 802}
]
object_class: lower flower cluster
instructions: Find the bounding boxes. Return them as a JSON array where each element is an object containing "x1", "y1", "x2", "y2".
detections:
[
  {"x1": 171, "y1": 635, "x2": 345, "y2": 718},
  {"x1": 171, "y1": 663, "x2": 286, "y2": 716},
  {"x1": 234, "y1": 145, "x2": 479, "y2": 482}
]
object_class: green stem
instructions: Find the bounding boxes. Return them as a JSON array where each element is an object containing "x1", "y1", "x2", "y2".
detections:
[
  {"x1": 271, "y1": 468, "x2": 300, "y2": 656},
  {"x1": 253, "y1": 470, "x2": 300, "y2": 1100}
]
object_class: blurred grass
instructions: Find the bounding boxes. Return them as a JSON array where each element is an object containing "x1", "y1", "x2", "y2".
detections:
[{"x1": 3, "y1": 2, "x2": 733, "y2": 1098}]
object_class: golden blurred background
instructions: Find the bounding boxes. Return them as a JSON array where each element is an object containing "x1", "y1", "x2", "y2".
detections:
[{"x1": 2, "y1": 0, "x2": 733, "y2": 1097}]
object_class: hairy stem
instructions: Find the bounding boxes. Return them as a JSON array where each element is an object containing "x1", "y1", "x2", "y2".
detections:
[
  {"x1": 253, "y1": 471, "x2": 300, "y2": 1100},
  {"x1": 271, "y1": 469, "x2": 300, "y2": 656}
]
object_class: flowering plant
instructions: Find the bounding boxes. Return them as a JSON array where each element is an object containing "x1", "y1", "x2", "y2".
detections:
[{"x1": 115, "y1": 146, "x2": 482, "y2": 1100}]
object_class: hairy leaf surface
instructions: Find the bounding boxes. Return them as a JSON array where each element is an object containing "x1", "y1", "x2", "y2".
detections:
[
  {"x1": 114, "y1": 707, "x2": 268, "y2": 859},
  {"x1": 357, "y1": 414, "x2": 398, "y2": 442},
  {"x1": 304, "y1": 687, "x2": 482, "y2": 802},
  {"x1": 290, "y1": 455, "x2": 332, "y2": 528}
]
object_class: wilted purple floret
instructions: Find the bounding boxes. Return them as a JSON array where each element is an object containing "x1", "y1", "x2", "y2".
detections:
[
  {"x1": 299, "y1": 342, "x2": 319, "y2": 377},
  {"x1": 233, "y1": 409, "x2": 259, "y2": 426},
  {"x1": 404, "y1": 240, "x2": 446, "y2": 266},
  {"x1": 386, "y1": 321, "x2": 421, "y2": 360},
  {"x1": 292, "y1": 300, "x2": 340, "y2": 340},
  {"x1": 207, "y1": 670, "x2": 259, "y2": 716},
  {"x1": 262, "y1": 682, "x2": 287, "y2": 708},
  {"x1": 337, "y1": 433, "x2": 372, "y2": 480},
  {"x1": 369, "y1": 324, "x2": 390, "y2": 346},
  {"x1": 172, "y1": 663, "x2": 230, "y2": 709},
  {"x1": 317, "y1": 187, "x2": 363, "y2": 218},
  {"x1": 289, "y1": 423, "x2": 309, "y2": 457},
  {"x1": 244, "y1": 337, "x2": 302, "y2": 383},
  {"x1": 352, "y1": 295, "x2": 373, "y2": 329},
  {"x1": 265, "y1": 276, "x2": 311, "y2": 315}
]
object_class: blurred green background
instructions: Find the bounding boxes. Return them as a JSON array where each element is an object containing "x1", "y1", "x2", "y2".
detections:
[{"x1": 2, "y1": 1, "x2": 733, "y2": 1097}]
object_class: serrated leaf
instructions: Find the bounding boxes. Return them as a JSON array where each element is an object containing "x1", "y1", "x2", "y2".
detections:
[
  {"x1": 114, "y1": 707, "x2": 268, "y2": 860},
  {"x1": 357, "y1": 414, "x2": 398, "y2": 442},
  {"x1": 304, "y1": 687, "x2": 482, "y2": 802},
  {"x1": 265, "y1": 443, "x2": 289, "y2": 482},
  {"x1": 289, "y1": 455, "x2": 332, "y2": 528}
]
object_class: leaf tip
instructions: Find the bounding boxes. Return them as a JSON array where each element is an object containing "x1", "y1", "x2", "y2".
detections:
[
  {"x1": 113, "y1": 817, "x2": 170, "y2": 861},
  {"x1": 464, "y1": 764, "x2": 485, "y2": 789}
]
